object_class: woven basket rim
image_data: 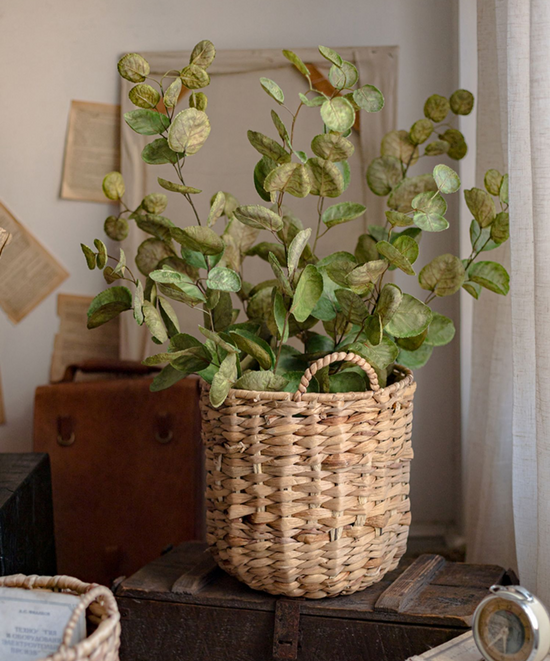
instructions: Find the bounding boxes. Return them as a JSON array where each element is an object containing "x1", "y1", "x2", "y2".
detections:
[{"x1": 202, "y1": 363, "x2": 414, "y2": 402}]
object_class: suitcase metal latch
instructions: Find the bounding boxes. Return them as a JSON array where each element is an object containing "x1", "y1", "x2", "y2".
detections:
[{"x1": 273, "y1": 599, "x2": 301, "y2": 661}]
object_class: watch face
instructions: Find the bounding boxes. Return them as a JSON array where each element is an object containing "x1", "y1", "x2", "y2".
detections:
[{"x1": 477, "y1": 597, "x2": 534, "y2": 661}]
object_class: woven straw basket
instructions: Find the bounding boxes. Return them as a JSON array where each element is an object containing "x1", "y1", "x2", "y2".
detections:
[
  {"x1": 0, "y1": 574, "x2": 120, "y2": 660},
  {"x1": 200, "y1": 351, "x2": 416, "y2": 599}
]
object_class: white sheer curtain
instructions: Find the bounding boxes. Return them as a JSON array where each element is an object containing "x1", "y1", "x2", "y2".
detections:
[{"x1": 466, "y1": 0, "x2": 550, "y2": 603}]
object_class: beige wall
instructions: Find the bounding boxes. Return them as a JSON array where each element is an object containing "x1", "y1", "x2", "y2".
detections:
[{"x1": 0, "y1": 0, "x2": 461, "y2": 530}]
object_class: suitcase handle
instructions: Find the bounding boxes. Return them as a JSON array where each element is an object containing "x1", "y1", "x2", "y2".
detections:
[{"x1": 60, "y1": 359, "x2": 160, "y2": 383}]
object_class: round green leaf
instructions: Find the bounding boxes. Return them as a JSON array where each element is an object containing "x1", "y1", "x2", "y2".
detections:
[
  {"x1": 311, "y1": 133, "x2": 354, "y2": 162},
  {"x1": 385, "y1": 211, "x2": 413, "y2": 228},
  {"x1": 484, "y1": 169, "x2": 503, "y2": 196},
  {"x1": 163, "y1": 77, "x2": 182, "y2": 109},
  {"x1": 142, "y1": 193, "x2": 168, "y2": 214},
  {"x1": 142, "y1": 138, "x2": 181, "y2": 165},
  {"x1": 157, "y1": 177, "x2": 201, "y2": 195},
  {"x1": 94, "y1": 239, "x2": 107, "y2": 269},
  {"x1": 388, "y1": 174, "x2": 438, "y2": 213},
  {"x1": 306, "y1": 157, "x2": 345, "y2": 197},
  {"x1": 396, "y1": 330, "x2": 427, "y2": 352},
  {"x1": 271, "y1": 110, "x2": 290, "y2": 147},
  {"x1": 450, "y1": 89, "x2": 474, "y2": 115},
  {"x1": 381, "y1": 130, "x2": 419, "y2": 166},
  {"x1": 354, "y1": 234, "x2": 379, "y2": 264},
  {"x1": 470, "y1": 219, "x2": 499, "y2": 252},
  {"x1": 180, "y1": 64, "x2": 210, "y2": 89},
  {"x1": 392, "y1": 235, "x2": 419, "y2": 265},
  {"x1": 322, "y1": 202, "x2": 366, "y2": 228},
  {"x1": 366, "y1": 155, "x2": 402, "y2": 196},
  {"x1": 234, "y1": 205, "x2": 283, "y2": 232},
  {"x1": 385, "y1": 294, "x2": 433, "y2": 338},
  {"x1": 398, "y1": 343, "x2": 434, "y2": 370},
  {"x1": 318, "y1": 46, "x2": 342, "y2": 67},
  {"x1": 253, "y1": 156, "x2": 276, "y2": 202},
  {"x1": 102, "y1": 172, "x2": 125, "y2": 201},
  {"x1": 171, "y1": 225, "x2": 224, "y2": 255},
  {"x1": 433, "y1": 164, "x2": 461, "y2": 194},
  {"x1": 104, "y1": 215, "x2": 129, "y2": 241},
  {"x1": 282, "y1": 49, "x2": 310, "y2": 77},
  {"x1": 189, "y1": 92, "x2": 208, "y2": 112},
  {"x1": 299, "y1": 93, "x2": 326, "y2": 108},
  {"x1": 412, "y1": 191, "x2": 447, "y2": 215},
  {"x1": 135, "y1": 214, "x2": 174, "y2": 242},
  {"x1": 335, "y1": 289, "x2": 369, "y2": 325},
  {"x1": 424, "y1": 140, "x2": 450, "y2": 156},
  {"x1": 439, "y1": 128, "x2": 468, "y2": 160},
  {"x1": 168, "y1": 108, "x2": 211, "y2": 155},
  {"x1": 287, "y1": 228, "x2": 312, "y2": 280},
  {"x1": 419, "y1": 254, "x2": 465, "y2": 297},
  {"x1": 117, "y1": 53, "x2": 150, "y2": 83},
  {"x1": 189, "y1": 40, "x2": 216, "y2": 69},
  {"x1": 320, "y1": 97, "x2": 355, "y2": 133},
  {"x1": 210, "y1": 353, "x2": 238, "y2": 408},
  {"x1": 230, "y1": 329, "x2": 273, "y2": 369},
  {"x1": 490, "y1": 212, "x2": 509, "y2": 244},
  {"x1": 426, "y1": 312, "x2": 456, "y2": 346},
  {"x1": 81, "y1": 244, "x2": 96, "y2": 270},
  {"x1": 500, "y1": 174, "x2": 509, "y2": 205},
  {"x1": 264, "y1": 162, "x2": 311, "y2": 198},
  {"x1": 206, "y1": 266, "x2": 241, "y2": 292},
  {"x1": 469, "y1": 261, "x2": 510, "y2": 295},
  {"x1": 129, "y1": 84, "x2": 160, "y2": 109},
  {"x1": 410, "y1": 119, "x2": 433, "y2": 145},
  {"x1": 291, "y1": 265, "x2": 323, "y2": 323},
  {"x1": 260, "y1": 77, "x2": 284, "y2": 104},
  {"x1": 234, "y1": 371, "x2": 288, "y2": 392},
  {"x1": 335, "y1": 160, "x2": 351, "y2": 192},
  {"x1": 424, "y1": 94, "x2": 450, "y2": 122},
  {"x1": 464, "y1": 187, "x2": 496, "y2": 227},
  {"x1": 247, "y1": 130, "x2": 291, "y2": 164},
  {"x1": 376, "y1": 283, "x2": 402, "y2": 327},
  {"x1": 124, "y1": 109, "x2": 170, "y2": 135},
  {"x1": 376, "y1": 240, "x2": 415, "y2": 275},
  {"x1": 87, "y1": 286, "x2": 133, "y2": 329},
  {"x1": 346, "y1": 260, "x2": 386, "y2": 294},
  {"x1": 353, "y1": 84, "x2": 384, "y2": 112},
  {"x1": 136, "y1": 238, "x2": 175, "y2": 275}
]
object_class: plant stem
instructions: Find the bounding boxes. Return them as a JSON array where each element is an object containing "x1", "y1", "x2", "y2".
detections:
[
  {"x1": 313, "y1": 197, "x2": 326, "y2": 254},
  {"x1": 174, "y1": 159, "x2": 202, "y2": 225}
]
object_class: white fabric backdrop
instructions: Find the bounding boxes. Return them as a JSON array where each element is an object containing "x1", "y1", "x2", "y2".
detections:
[{"x1": 466, "y1": 0, "x2": 550, "y2": 603}]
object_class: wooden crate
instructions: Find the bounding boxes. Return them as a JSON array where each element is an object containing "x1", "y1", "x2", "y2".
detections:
[
  {"x1": 115, "y1": 541, "x2": 513, "y2": 661},
  {"x1": 0, "y1": 453, "x2": 56, "y2": 576}
]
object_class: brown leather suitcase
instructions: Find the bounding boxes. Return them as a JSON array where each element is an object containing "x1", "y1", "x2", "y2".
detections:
[{"x1": 33, "y1": 361, "x2": 204, "y2": 586}]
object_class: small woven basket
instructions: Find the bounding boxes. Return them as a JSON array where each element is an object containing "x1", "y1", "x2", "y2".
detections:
[
  {"x1": 0, "y1": 574, "x2": 120, "y2": 660},
  {"x1": 200, "y1": 351, "x2": 416, "y2": 599}
]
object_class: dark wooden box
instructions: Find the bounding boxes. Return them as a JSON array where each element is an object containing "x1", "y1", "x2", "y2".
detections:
[
  {"x1": 115, "y1": 541, "x2": 512, "y2": 661},
  {"x1": 0, "y1": 453, "x2": 56, "y2": 576}
]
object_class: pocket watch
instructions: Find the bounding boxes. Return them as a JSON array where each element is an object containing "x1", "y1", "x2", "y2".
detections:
[{"x1": 473, "y1": 585, "x2": 550, "y2": 661}]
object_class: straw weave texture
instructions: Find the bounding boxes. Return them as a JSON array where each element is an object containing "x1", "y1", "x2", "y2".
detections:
[
  {"x1": 200, "y1": 352, "x2": 416, "y2": 599},
  {"x1": 0, "y1": 574, "x2": 120, "y2": 660}
]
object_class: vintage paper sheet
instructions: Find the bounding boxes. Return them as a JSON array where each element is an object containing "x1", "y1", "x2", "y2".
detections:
[
  {"x1": 0, "y1": 586, "x2": 85, "y2": 660},
  {"x1": 50, "y1": 293, "x2": 120, "y2": 382},
  {"x1": 61, "y1": 100, "x2": 121, "y2": 203},
  {"x1": 0, "y1": 203, "x2": 68, "y2": 323}
]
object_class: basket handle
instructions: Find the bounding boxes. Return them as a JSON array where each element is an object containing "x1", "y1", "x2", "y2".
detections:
[
  {"x1": 58, "y1": 585, "x2": 119, "y2": 650},
  {"x1": 293, "y1": 351, "x2": 380, "y2": 402}
]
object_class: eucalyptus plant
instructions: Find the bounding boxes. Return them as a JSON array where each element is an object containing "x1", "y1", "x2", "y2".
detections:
[{"x1": 81, "y1": 40, "x2": 510, "y2": 406}]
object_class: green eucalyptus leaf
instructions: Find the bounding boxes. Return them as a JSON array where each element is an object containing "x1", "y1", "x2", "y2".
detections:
[
  {"x1": 189, "y1": 40, "x2": 216, "y2": 69},
  {"x1": 484, "y1": 169, "x2": 503, "y2": 196},
  {"x1": 413, "y1": 210, "x2": 449, "y2": 232},
  {"x1": 335, "y1": 289, "x2": 368, "y2": 325},
  {"x1": 206, "y1": 266, "x2": 241, "y2": 292},
  {"x1": 81, "y1": 244, "x2": 96, "y2": 270},
  {"x1": 211, "y1": 291, "x2": 233, "y2": 331},
  {"x1": 353, "y1": 84, "x2": 384, "y2": 112},
  {"x1": 129, "y1": 84, "x2": 160, "y2": 109},
  {"x1": 355, "y1": 234, "x2": 379, "y2": 263},
  {"x1": 260, "y1": 77, "x2": 284, "y2": 104},
  {"x1": 388, "y1": 174, "x2": 437, "y2": 213},
  {"x1": 311, "y1": 133, "x2": 354, "y2": 162},
  {"x1": 268, "y1": 252, "x2": 293, "y2": 296},
  {"x1": 318, "y1": 45, "x2": 342, "y2": 66},
  {"x1": 325, "y1": 257, "x2": 358, "y2": 287},
  {"x1": 424, "y1": 94, "x2": 450, "y2": 122},
  {"x1": 469, "y1": 261, "x2": 510, "y2": 295},
  {"x1": 230, "y1": 329, "x2": 274, "y2": 369},
  {"x1": 207, "y1": 191, "x2": 226, "y2": 227},
  {"x1": 282, "y1": 49, "x2": 310, "y2": 77},
  {"x1": 94, "y1": 239, "x2": 107, "y2": 269},
  {"x1": 335, "y1": 160, "x2": 351, "y2": 192},
  {"x1": 87, "y1": 286, "x2": 132, "y2": 329},
  {"x1": 247, "y1": 130, "x2": 291, "y2": 164},
  {"x1": 150, "y1": 364, "x2": 186, "y2": 392},
  {"x1": 254, "y1": 156, "x2": 277, "y2": 202},
  {"x1": 410, "y1": 119, "x2": 433, "y2": 145},
  {"x1": 381, "y1": 130, "x2": 419, "y2": 166},
  {"x1": 234, "y1": 204, "x2": 283, "y2": 232},
  {"x1": 189, "y1": 92, "x2": 208, "y2": 112},
  {"x1": 135, "y1": 214, "x2": 174, "y2": 242},
  {"x1": 264, "y1": 162, "x2": 311, "y2": 198},
  {"x1": 396, "y1": 330, "x2": 427, "y2": 351},
  {"x1": 426, "y1": 312, "x2": 455, "y2": 346},
  {"x1": 392, "y1": 235, "x2": 419, "y2": 265},
  {"x1": 235, "y1": 370, "x2": 288, "y2": 392},
  {"x1": 287, "y1": 228, "x2": 312, "y2": 280},
  {"x1": 433, "y1": 164, "x2": 461, "y2": 193},
  {"x1": 180, "y1": 64, "x2": 210, "y2": 89},
  {"x1": 168, "y1": 108, "x2": 211, "y2": 155},
  {"x1": 117, "y1": 53, "x2": 150, "y2": 83},
  {"x1": 385, "y1": 211, "x2": 413, "y2": 228},
  {"x1": 464, "y1": 187, "x2": 496, "y2": 227},
  {"x1": 368, "y1": 225, "x2": 389, "y2": 242},
  {"x1": 142, "y1": 193, "x2": 168, "y2": 214},
  {"x1": 366, "y1": 155, "x2": 402, "y2": 196},
  {"x1": 136, "y1": 238, "x2": 175, "y2": 275},
  {"x1": 376, "y1": 283, "x2": 402, "y2": 326},
  {"x1": 320, "y1": 97, "x2": 355, "y2": 133},
  {"x1": 491, "y1": 212, "x2": 510, "y2": 244},
  {"x1": 142, "y1": 138, "x2": 181, "y2": 165},
  {"x1": 419, "y1": 254, "x2": 465, "y2": 296},
  {"x1": 299, "y1": 93, "x2": 326, "y2": 107},
  {"x1": 322, "y1": 202, "x2": 366, "y2": 228},
  {"x1": 346, "y1": 260, "x2": 386, "y2": 294},
  {"x1": 329, "y1": 370, "x2": 366, "y2": 393},
  {"x1": 385, "y1": 294, "x2": 432, "y2": 339},
  {"x1": 450, "y1": 89, "x2": 474, "y2": 115},
  {"x1": 102, "y1": 172, "x2": 125, "y2": 201},
  {"x1": 470, "y1": 219, "x2": 499, "y2": 252},
  {"x1": 348, "y1": 336, "x2": 399, "y2": 371},
  {"x1": 124, "y1": 109, "x2": 170, "y2": 135},
  {"x1": 439, "y1": 128, "x2": 468, "y2": 160},
  {"x1": 163, "y1": 77, "x2": 182, "y2": 109},
  {"x1": 133, "y1": 280, "x2": 144, "y2": 325},
  {"x1": 398, "y1": 343, "x2": 433, "y2": 369},
  {"x1": 412, "y1": 191, "x2": 447, "y2": 216},
  {"x1": 158, "y1": 296, "x2": 180, "y2": 336},
  {"x1": 363, "y1": 314, "x2": 383, "y2": 345},
  {"x1": 198, "y1": 326, "x2": 238, "y2": 354},
  {"x1": 306, "y1": 157, "x2": 344, "y2": 197},
  {"x1": 246, "y1": 242, "x2": 285, "y2": 265},
  {"x1": 170, "y1": 225, "x2": 224, "y2": 255},
  {"x1": 103, "y1": 267, "x2": 122, "y2": 284},
  {"x1": 500, "y1": 174, "x2": 509, "y2": 205},
  {"x1": 104, "y1": 215, "x2": 129, "y2": 241},
  {"x1": 424, "y1": 140, "x2": 450, "y2": 156},
  {"x1": 273, "y1": 289, "x2": 289, "y2": 342},
  {"x1": 463, "y1": 281, "x2": 482, "y2": 299},
  {"x1": 271, "y1": 110, "x2": 290, "y2": 147},
  {"x1": 210, "y1": 353, "x2": 238, "y2": 407},
  {"x1": 291, "y1": 264, "x2": 323, "y2": 323},
  {"x1": 310, "y1": 295, "x2": 336, "y2": 321},
  {"x1": 376, "y1": 240, "x2": 415, "y2": 275}
]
